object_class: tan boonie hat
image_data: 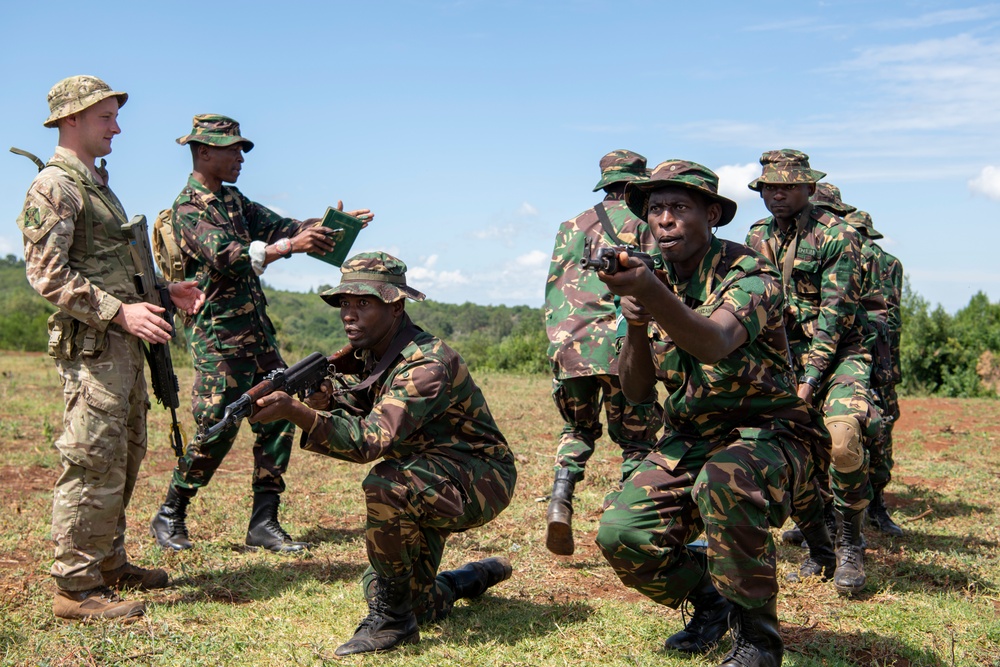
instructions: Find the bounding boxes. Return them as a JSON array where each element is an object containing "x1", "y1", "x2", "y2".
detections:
[
  {"x1": 593, "y1": 149, "x2": 648, "y2": 192},
  {"x1": 43, "y1": 75, "x2": 128, "y2": 128},
  {"x1": 748, "y1": 148, "x2": 826, "y2": 192},
  {"x1": 321, "y1": 251, "x2": 426, "y2": 306},
  {"x1": 176, "y1": 114, "x2": 255, "y2": 152},
  {"x1": 844, "y1": 210, "x2": 884, "y2": 240},
  {"x1": 812, "y1": 182, "x2": 857, "y2": 216},
  {"x1": 624, "y1": 159, "x2": 738, "y2": 227}
]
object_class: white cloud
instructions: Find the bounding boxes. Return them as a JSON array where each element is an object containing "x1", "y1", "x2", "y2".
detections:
[
  {"x1": 715, "y1": 163, "x2": 760, "y2": 203},
  {"x1": 968, "y1": 165, "x2": 1000, "y2": 200},
  {"x1": 471, "y1": 224, "x2": 518, "y2": 241},
  {"x1": 518, "y1": 202, "x2": 539, "y2": 216},
  {"x1": 873, "y1": 6, "x2": 1000, "y2": 30},
  {"x1": 514, "y1": 249, "x2": 549, "y2": 268}
]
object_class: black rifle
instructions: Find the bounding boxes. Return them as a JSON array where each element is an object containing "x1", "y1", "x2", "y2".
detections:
[
  {"x1": 579, "y1": 237, "x2": 656, "y2": 275},
  {"x1": 197, "y1": 345, "x2": 357, "y2": 444},
  {"x1": 120, "y1": 215, "x2": 185, "y2": 458}
]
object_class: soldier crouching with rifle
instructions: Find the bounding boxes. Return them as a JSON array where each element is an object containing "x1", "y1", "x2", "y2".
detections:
[{"x1": 247, "y1": 251, "x2": 517, "y2": 656}]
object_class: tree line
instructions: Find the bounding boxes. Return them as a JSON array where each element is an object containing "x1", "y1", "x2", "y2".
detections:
[{"x1": 1, "y1": 253, "x2": 996, "y2": 396}]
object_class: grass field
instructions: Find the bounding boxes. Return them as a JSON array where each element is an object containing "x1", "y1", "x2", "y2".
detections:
[{"x1": 0, "y1": 351, "x2": 998, "y2": 666}]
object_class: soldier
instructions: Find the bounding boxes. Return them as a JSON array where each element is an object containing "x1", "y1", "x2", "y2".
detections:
[
  {"x1": 247, "y1": 252, "x2": 517, "y2": 656},
  {"x1": 149, "y1": 115, "x2": 371, "y2": 553},
  {"x1": 16, "y1": 75, "x2": 204, "y2": 620},
  {"x1": 595, "y1": 160, "x2": 831, "y2": 667},
  {"x1": 542, "y1": 149, "x2": 661, "y2": 555},
  {"x1": 745, "y1": 151, "x2": 881, "y2": 595}
]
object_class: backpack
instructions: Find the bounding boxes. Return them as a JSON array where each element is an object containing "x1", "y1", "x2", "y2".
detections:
[{"x1": 152, "y1": 208, "x2": 186, "y2": 282}]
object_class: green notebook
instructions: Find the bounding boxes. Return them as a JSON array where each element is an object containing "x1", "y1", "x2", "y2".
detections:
[{"x1": 307, "y1": 206, "x2": 366, "y2": 267}]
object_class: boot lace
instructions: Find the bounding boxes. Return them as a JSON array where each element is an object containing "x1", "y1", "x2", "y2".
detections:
[{"x1": 723, "y1": 614, "x2": 761, "y2": 666}]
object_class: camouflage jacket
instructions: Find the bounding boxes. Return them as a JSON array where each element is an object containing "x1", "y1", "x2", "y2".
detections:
[
  {"x1": 647, "y1": 237, "x2": 827, "y2": 447},
  {"x1": 16, "y1": 147, "x2": 138, "y2": 333},
  {"x1": 172, "y1": 175, "x2": 310, "y2": 361},
  {"x1": 302, "y1": 328, "x2": 514, "y2": 470},
  {"x1": 883, "y1": 251, "x2": 903, "y2": 384},
  {"x1": 545, "y1": 194, "x2": 657, "y2": 379},
  {"x1": 745, "y1": 204, "x2": 864, "y2": 383}
]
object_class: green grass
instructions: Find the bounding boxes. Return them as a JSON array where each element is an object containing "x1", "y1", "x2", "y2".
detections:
[{"x1": 1, "y1": 354, "x2": 998, "y2": 666}]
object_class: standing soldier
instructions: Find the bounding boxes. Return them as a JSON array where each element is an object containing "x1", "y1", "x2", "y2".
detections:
[
  {"x1": 149, "y1": 115, "x2": 370, "y2": 553},
  {"x1": 16, "y1": 76, "x2": 204, "y2": 620},
  {"x1": 543, "y1": 149, "x2": 661, "y2": 555},
  {"x1": 745, "y1": 151, "x2": 881, "y2": 595}
]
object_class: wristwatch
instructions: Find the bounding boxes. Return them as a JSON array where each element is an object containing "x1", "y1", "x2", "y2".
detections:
[
  {"x1": 799, "y1": 375, "x2": 820, "y2": 389},
  {"x1": 275, "y1": 238, "x2": 292, "y2": 256}
]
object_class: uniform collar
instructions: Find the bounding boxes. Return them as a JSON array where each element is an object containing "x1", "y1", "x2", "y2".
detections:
[
  {"x1": 186, "y1": 173, "x2": 221, "y2": 205},
  {"x1": 665, "y1": 236, "x2": 722, "y2": 304}
]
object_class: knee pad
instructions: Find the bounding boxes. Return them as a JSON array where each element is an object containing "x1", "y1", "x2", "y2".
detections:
[{"x1": 825, "y1": 415, "x2": 863, "y2": 473}]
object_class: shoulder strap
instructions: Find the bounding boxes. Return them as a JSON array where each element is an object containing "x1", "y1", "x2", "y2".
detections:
[
  {"x1": 593, "y1": 203, "x2": 627, "y2": 246},
  {"x1": 47, "y1": 161, "x2": 97, "y2": 254},
  {"x1": 781, "y1": 206, "x2": 811, "y2": 289},
  {"x1": 9, "y1": 147, "x2": 45, "y2": 171},
  {"x1": 351, "y1": 315, "x2": 423, "y2": 395}
]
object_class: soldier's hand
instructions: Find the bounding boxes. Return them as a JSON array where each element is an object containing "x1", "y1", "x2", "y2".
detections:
[
  {"x1": 796, "y1": 383, "x2": 815, "y2": 405},
  {"x1": 304, "y1": 379, "x2": 333, "y2": 410},
  {"x1": 599, "y1": 251, "x2": 650, "y2": 297},
  {"x1": 290, "y1": 225, "x2": 338, "y2": 255},
  {"x1": 249, "y1": 391, "x2": 315, "y2": 431},
  {"x1": 167, "y1": 281, "x2": 206, "y2": 315},
  {"x1": 114, "y1": 302, "x2": 172, "y2": 344},
  {"x1": 621, "y1": 295, "x2": 652, "y2": 327},
  {"x1": 336, "y1": 200, "x2": 373, "y2": 228}
]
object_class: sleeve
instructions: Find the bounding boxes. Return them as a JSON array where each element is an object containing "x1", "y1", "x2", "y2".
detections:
[
  {"x1": 717, "y1": 265, "x2": 781, "y2": 346},
  {"x1": 242, "y1": 194, "x2": 311, "y2": 245},
  {"x1": 303, "y1": 357, "x2": 455, "y2": 463},
  {"x1": 18, "y1": 176, "x2": 122, "y2": 330}
]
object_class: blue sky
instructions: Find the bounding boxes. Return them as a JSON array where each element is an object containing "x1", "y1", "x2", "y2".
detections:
[{"x1": 3, "y1": 1, "x2": 998, "y2": 313}]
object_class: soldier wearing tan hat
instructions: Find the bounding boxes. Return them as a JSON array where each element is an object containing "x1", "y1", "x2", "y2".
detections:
[{"x1": 15, "y1": 76, "x2": 205, "y2": 622}]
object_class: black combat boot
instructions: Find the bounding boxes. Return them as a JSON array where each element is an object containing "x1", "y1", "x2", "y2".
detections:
[
  {"x1": 545, "y1": 468, "x2": 577, "y2": 555},
  {"x1": 833, "y1": 507, "x2": 866, "y2": 595},
  {"x1": 665, "y1": 554, "x2": 734, "y2": 654},
  {"x1": 335, "y1": 573, "x2": 420, "y2": 656},
  {"x1": 439, "y1": 556, "x2": 513, "y2": 600},
  {"x1": 786, "y1": 514, "x2": 836, "y2": 583},
  {"x1": 781, "y1": 501, "x2": 835, "y2": 548},
  {"x1": 245, "y1": 492, "x2": 309, "y2": 553},
  {"x1": 718, "y1": 596, "x2": 783, "y2": 667},
  {"x1": 867, "y1": 485, "x2": 903, "y2": 536},
  {"x1": 150, "y1": 485, "x2": 195, "y2": 551}
]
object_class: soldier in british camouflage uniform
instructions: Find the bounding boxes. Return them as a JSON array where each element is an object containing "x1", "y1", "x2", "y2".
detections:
[{"x1": 249, "y1": 252, "x2": 517, "y2": 656}]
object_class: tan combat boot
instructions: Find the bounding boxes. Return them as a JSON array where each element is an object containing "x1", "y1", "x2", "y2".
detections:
[{"x1": 53, "y1": 587, "x2": 146, "y2": 622}]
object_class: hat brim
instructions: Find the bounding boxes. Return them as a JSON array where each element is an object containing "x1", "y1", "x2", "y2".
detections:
[
  {"x1": 593, "y1": 171, "x2": 647, "y2": 192},
  {"x1": 176, "y1": 135, "x2": 255, "y2": 152},
  {"x1": 624, "y1": 181, "x2": 737, "y2": 227},
  {"x1": 320, "y1": 281, "x2": 425, "y2": 306},
  {"x1": 43, "y1": 90, "x2": 128, "y2": 128},
  {"x1": 748, "y1": 169, "x2": 827, "y2": 192}
]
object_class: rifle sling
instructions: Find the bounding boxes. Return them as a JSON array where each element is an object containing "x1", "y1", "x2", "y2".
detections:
[
  {"x1": 350, "y1": 316, "x2": 422, "y2": 396},
  {"x1": 593, "y1": 203, "x2": 627, "y2": 246}
]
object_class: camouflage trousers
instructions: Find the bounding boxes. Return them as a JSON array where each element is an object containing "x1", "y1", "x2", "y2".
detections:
[
  {"x1": 596, "y1": 427, "x2": 815, "y2": 610},
  {"x1": 172, "y1": 349, "x2": 295, "y2": 494},
  {"x1": 51, "y1": 329, "x2": 149, "y2": 591},
  {"x1": 551, "y1": 374, "x2": 661, "y2": 482},
  {"x1": 361, "y1": 449, "x2": 517, "y2": 622},
  {"x1": 869, "y1": 383, "x2": 900, "y2": 488}
]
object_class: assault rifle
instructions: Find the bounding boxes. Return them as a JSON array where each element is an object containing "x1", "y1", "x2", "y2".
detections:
[
  {"x1": 579, "y1": 237, "x2": 656, "y2": 275},
  {"x1": 196, "y1": 344, "x2": 358, "y2": 444},
  {"x1": 120, "y1": 215, "x2": 185, "y2": 458}
]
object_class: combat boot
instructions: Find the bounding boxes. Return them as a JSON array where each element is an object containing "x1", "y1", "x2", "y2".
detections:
[
  {"x1": 246, "y1": 492, "x2": 310, "y2": 553},
  {"x1": 335, "y1": 573, "x2": 420, "y2": 656},
  {"x1": 779, "y1": 525, "x2": 805, "y2": 546},
  {"x1": 53, "y1": 586, "x2": 145, "y2": 622},
  {"x1": 665, "y1": 554, "x2": 734, "y2": 654},
  {"x1": 786, "y1": 517, "x2": 836, "y2": 582},
  {"x1": 150, "y1": 485, "x2": 194, "y2": 551},
  {"x1": 545, "y1": 468, "x2": 576, "y2": 555},
  {"x1": 102, "y1": 562, "x2": 169, "y2": 591},
  {"x1": 440, "y1": 556, "x2": 513, "y2": 600},
  {"x1": 867, "y1": 485, "x2": 903, "y2": 537},
  {"x1": 718, "y1": 596, "x2": 783, "y2": 667},
  {"x1": 833, "y1": 507, "x2": 866, "y2": 595}
]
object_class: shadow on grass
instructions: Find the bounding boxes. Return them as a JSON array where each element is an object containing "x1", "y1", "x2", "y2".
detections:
[
  {"x1": 784, "y1": 625, "x2": 947, "y2": 667},
  {"x1": 422, "y1": 594, "x2": 595, "y2": 647}
]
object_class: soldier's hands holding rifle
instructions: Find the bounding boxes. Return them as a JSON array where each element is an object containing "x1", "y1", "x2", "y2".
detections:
[
  {"x1": 167, "y1": 280, "x2": 206, "y2": 315},
  {"x1": 248, "y1": 391, "x2": 316, "y2": 431}
]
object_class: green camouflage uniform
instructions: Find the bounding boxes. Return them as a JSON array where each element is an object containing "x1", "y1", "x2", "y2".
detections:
[
  {"x1": 544, "y1": 150, "x2": 661, "y2": 482},
  {"x1": 16, "y1": 76, "x2": 149, "y2": 592},
  {"x1": 169, "y1": 117, "x2": 313, "y2": 495},
  {"x1": 596, "y1": 235, "x2": 829, "y2": 610},
  {"x1": 746, "y1": 156, "x2": 878, "y2": 512},
  {"x1": 302, "y1": 252, "x2": 517, "y2": 622}
]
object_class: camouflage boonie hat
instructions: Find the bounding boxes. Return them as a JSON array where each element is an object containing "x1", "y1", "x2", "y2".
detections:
[
  {"x1": 321, "y1": 251, "x2": 426, "y2": 306},
  {"x1": 843, "y1": 210, "x2": 884, "y2": 240},
  {"x1": 43, "y1": 75, "x2": 128, "y2": 128},
  {"x1": 748, "y1": 149, "x2": 826, "y2": 191},
  {"x1": 812, "y1": 182, "x2": 857, "y2": 216},
  {"x1": 624, "y1": 159, "x2": 738, "y2": 227},
  {"x1": 593, "y1": 150, "x2": 648, "y2": 192},
  {"x1": 176, "y1": 114, "x2": 255, "y2": 152}
]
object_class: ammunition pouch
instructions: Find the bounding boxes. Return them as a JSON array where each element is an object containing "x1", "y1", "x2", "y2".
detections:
[{"x1": 47, "y1": 313, "x2": 108, "y2": 361}]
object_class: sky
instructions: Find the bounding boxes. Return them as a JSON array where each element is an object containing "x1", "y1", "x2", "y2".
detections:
[{"x1": 2, "y1": 0, "x2": 999, "y2": 313}]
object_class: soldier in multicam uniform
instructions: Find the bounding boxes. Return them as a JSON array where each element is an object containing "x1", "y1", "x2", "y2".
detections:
[
  {"x1": 15, "y1": 76, "x2": 205, "y2": 621},
  {"x1": 248, "y1": 251, "x2": 517, "y2": 656},
  {"x1": 542, "y1": 149, "x2": 662, "y2": 555},
  {"x1": 744, "y1": 150, "x2": 881, "y2": 595},
  {"x1": 149, "y1": 115, "x2": 371, "y2": 553},
  {"x1": 595, "y1": 160, "x2": 832, "y2": 667}
]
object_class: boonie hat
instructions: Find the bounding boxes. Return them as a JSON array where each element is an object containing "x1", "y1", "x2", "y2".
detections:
[
  {"x1": 593, "y1": 150, "x2": 648, "y2": 192},
  {"x1": 624, "y1": 159, "x2": 738, "y2": 226},
  {"x1": 43, "y1": 75, "x2": 128, "y2": 128},
  {"x1": 176, "y1": 114, "x2": 255, "y2": 152},
  {"x1": 844, "y1": 210, "x2": 884, "y2": 240},
  {"x1": 812, "y1": 182, "x2": 857, "y2": 216},
  {"x1": 748, "y1": 149, "x2": 826, "y2": 191},
  {"x1": 321, "y1": 251, "x2": 426, "y2": 306}
]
